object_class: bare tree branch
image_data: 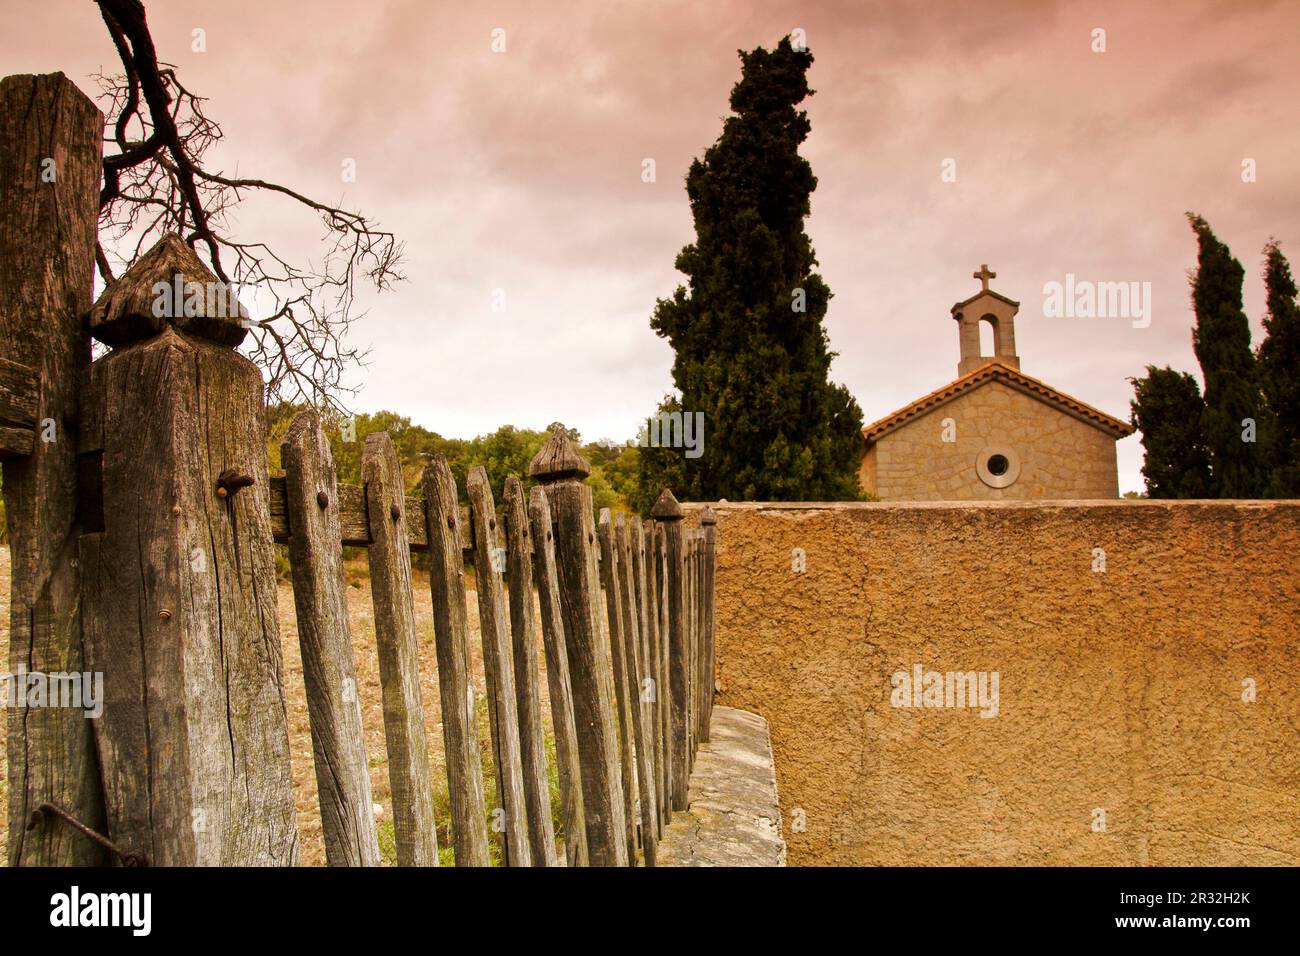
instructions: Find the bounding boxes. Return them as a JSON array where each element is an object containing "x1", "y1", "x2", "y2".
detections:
[{"x1": 92, "y1": 0, "x2": 404, "y2": 409}]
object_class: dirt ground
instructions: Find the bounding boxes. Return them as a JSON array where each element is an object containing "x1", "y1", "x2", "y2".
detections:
[{"x1": 0, "y1": 544, "x2": 557, "y2": 866}]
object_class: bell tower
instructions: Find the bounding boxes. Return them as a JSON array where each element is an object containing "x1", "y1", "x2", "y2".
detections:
[{"x1": 951, "y1": 264, "x2": 1021, "y2": 377}]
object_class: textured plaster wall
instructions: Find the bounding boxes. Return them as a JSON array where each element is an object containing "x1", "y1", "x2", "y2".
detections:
[
  {"x1": 689, "y1": 500, "x2": 1299, "y2": 866},
  {"x1": 864, "y1": 381, "x2": 1121, "y2": 500}
]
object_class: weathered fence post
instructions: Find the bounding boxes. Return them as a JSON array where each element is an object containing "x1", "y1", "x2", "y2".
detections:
[
  {"x1": 686, "y1": 529, "x2": 698, "y2": 770},
  {"x1": 617, "y1": 513, "x2": 659, "y2": 866},
  {"x1": 362, "y1": 432, "x2": 438, "y2": 865},
  {"x1": 630, "y1": 517, "x2": 665, "y2": 841},
  {"x1": 597, "y1": 508, "x2": 639, "y2": 862},
  {"x1": 78, "y1": 235, "x2": 297, "y2": 864},
  {"x1": 282, "y1": 409, "x2": 378, "y2": 866},
  {"x1": 466, "y1": 466, "x2": 532, "y2": 866},
  {"x1": 0, "y1": 72, "x2": 106, "y2": 866},
  {"x1": 421, "y1": 456, "x2": 490, "y2": 866},
  {"x1": 527, "y1": 485, "x2": 589, "y2": 867},
  {"x1": 502, "y1": 475, "x2": 558, "y2": 866},
  {"x1": 653, "y1": 521, "x2": 672, "y2": 826},
  {"x1": 700, "y1": 506, "x2": 717, "y2": 742},
  {"x1": 530, "y1": 427, "x2": 628, "y2": 865},
  {"x1": 652, "y1": 489, "x2": 689, "y2": 810}
]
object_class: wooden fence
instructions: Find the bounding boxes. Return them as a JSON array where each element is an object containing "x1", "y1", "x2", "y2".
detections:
[{"x1": 0, "y1": 73, "x2": 717, "y2": 866}]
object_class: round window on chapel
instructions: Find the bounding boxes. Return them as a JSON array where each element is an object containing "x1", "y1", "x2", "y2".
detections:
[{"x1": 976, "y1": 446, "x2": 1020, "y2": 489}]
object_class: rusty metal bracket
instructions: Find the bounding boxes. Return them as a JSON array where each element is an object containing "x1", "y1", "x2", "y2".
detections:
[{"x1": 27, "y1": 801, "x2": 149, "y2": 867}]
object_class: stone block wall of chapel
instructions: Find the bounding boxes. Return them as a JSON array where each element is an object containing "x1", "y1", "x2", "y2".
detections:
[{"x1": 865, "y1": 381, "x2": 1120, "y2": 500}]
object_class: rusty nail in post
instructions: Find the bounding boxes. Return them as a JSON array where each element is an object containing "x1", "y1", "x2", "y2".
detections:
[
  {"x1": 317, "y1": 491, "x2": 329, "y2": 509},
  {"x1": 216, "y1": 468, "x2": 255, "y2": 499},
  {"x1": 390, "y1": 503, "x2": 400, "y2": 522}
]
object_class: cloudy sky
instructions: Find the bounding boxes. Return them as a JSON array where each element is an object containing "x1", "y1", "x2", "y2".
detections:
[{"x1": 6, "y1": 0, "x2": 1299, "y2": 493}]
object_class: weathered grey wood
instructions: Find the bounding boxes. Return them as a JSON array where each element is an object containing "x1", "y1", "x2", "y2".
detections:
[
  {"x1": 686, "y1": 530, "x2": 698, "y2": 771},
  {"x1": 617, "y1": 514, "x2": 659, "y2": 866},
  {"x1": 282, "y1": 410, "x2": 378, "y2": 866},
  {"x1": 650, "y1": 520, "x2": 670, "y2": 827},
  {"x1": 88, "y1": 234, "x2": 248, "y2": 348},
  {"x1": 0, "y1": 356, "x2": 38, "y2": 458},
  {"x1": 653, "y1": 521, "x2": 672, "y2": 827},
  {"x1": 652, "y1": 489, "x2": 689, "y2": 810},
  {"x1": 1, "y1": 72, "x2": 106, "y2": 866},
  {"x1": 81, "y1": 318, "x2": 298, "y2": 864},
  {"x1": 268, "y1": 475, "x2": 436, "y2": 552},
  {"x1": 362, "y1": 432, "x2": 438, "y2": 866},
  {"x1": 466, "y1": 466, "x2": 532, "y2": 866},
  {"x1": 531, "y1": 427, "x2": 628, "y2": 866},
  {"x1": 692, "y1": 531, "x2": 703, "y2": 760},
  {"x1": 502, "y1": 475, "x2": 558, "y2": 866},
  {"x1": 631, "y1": 517, "x2": 664, "y2": 840},
  {"x1": 421, "y1": 456, "x2": 490, "y2": 866},
  {"x1": 641, "y1": 520, "x2": 666, "y2": 833},
  {"x1": 693, "y1": 532, "x2": 703, "y2": 759},
  {"x1": 597, "y1": 509, "x2": 638, "y2": 862},
  {"x1": 527, "y1": 485, "x2": 589, "y2": 867},
  {"x1": 700, "y1": 507, "x2": 718, "y2": 742}
]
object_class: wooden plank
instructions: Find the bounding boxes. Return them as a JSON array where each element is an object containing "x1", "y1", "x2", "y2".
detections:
[
  {"x1": 652, "y1": 490, "x2": 690, "y2": 810},
  {"x1": 0, "y1": 424, "x2": 33, "y2": 458},
  {"x1": 686, "y1": 530, "x2": 698, "y2": 770},
  {"x1": 0, "y1": 357, "x2": 37, "y2": 457},
  {"x1": 502, "y1": 476, "x2": 558, "y2": 865},
  {"x1": 282, "y1": 410, "x2": 379, "y2": 866},
  {"x1": 421, "y1": 456, "x2": 490, "y2": 866},
  {"x1": 617, "y1": 514, "x2": 658, "y2": 866},
  {"x1": 631, "y1": 516, "x2": 665, "y2": 841},
  {"x1": 1, "y1": 72, "x2": 106, "y2": 865},
  {"x1": 269, "y1": 475, "x2": 435, "y2": 551},
  {"x1": 597, "y1": 509, "x2": 638, "y2": 862},
  {"x1": 692, "y1": 531, "x2": 703, "y2": 758},
  {"x1": 531, "y1": 428, "x2": 628, "y2": 866},
  {"x1": 466, "y1": 466, "x2": 532, "y2": 866},
  {"x1": 654, "y1": 521, "x2": 672, "y2": 827},
  {"x1": 700, "y1": 507, "x2": 717, "y2": 741},
  {"x1": 362, "y1": 432, "x2": 439, "y2": 866},
  {"x1": 527, "y1": 485, "x2": 589, "y2": 867}
]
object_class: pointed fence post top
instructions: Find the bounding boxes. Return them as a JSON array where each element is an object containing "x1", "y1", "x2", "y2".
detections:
[
  {"x1": 699, "y1": 505, "x2": 717, "y2": 526},
  {"x1": 89, "y1": 233, "x2": 250, "y2": 349},
  {"x1": 650, "y1": 488, "x2": 683, "y2": 521},
  {"x1": 529, "y1": 425, "x2": 590, "y2": 482}
]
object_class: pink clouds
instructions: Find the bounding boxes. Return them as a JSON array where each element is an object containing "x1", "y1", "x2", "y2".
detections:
[{"x1": 3, "y1": 0, "x2": 1297, "y2": 492}]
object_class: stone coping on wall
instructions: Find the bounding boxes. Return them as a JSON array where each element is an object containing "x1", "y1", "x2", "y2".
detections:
[
  {"x1": 681, "y1": 498, "x2": 1297, "y2": 513},
  {"x1": 658, "y1": 707, "x2": 786, "y2": 867}
]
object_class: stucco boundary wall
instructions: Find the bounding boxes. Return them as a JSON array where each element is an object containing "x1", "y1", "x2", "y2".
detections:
[{"x1": 679, "y1": 499, "x2": 1299, "y2": 866}]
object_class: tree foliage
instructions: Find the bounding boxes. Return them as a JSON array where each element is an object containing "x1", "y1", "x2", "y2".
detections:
[
  {"x1": 643, "y1": 37, "x2": 864, "y2": 504},
  {"x1": 1187, "y1": 214, "x2": 1269, "y2": 496},
  {"x1": 1258, "y1": 241, "x2": 1300, "y2": 496},
  {"x1": 1132, "y1": 215, "x2": 1298, "y2": 498},
  {"x1": 266, "y1": 407, "x2": 640, "y2": 516},
  {"x1": 1128, "y1": 366, "x2": 1212, "y2": 498}
]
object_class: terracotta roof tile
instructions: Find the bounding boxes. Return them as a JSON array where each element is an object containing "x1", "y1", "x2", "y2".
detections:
[{"x1": 862, "y1": 362, "x2": 1135, "y2": 443}]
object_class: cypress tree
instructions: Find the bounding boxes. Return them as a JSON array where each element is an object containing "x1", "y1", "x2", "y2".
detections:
[
  {"x1": 642, "y1": 37, "x2": 864, "y2": 503},
  {"x1": 1129, "y1": 366, "x2": 1212, "y2": 497},
  {"x1": 1187, "y1": 214, "x2": 1267, "y2": 497},
  {"x1": 1257, "y1": 240, "x2": 1300, "y2": 496}
]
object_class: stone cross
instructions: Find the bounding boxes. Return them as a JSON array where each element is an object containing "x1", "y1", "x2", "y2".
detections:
[{"x1": 973, "y1": 263, "x2": 997, "y2": 292}]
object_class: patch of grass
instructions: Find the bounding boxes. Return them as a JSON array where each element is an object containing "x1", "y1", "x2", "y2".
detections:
[{"x1": 377, "y1": 819, "x2": 398, "y2": 865}]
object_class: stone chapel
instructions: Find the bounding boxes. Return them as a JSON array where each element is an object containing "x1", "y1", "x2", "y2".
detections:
[{"x1": 858, "y1": 265, "x2": 1134, "y2": 500}]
